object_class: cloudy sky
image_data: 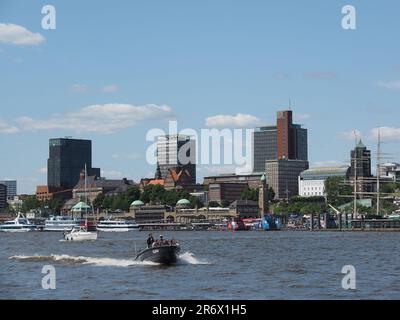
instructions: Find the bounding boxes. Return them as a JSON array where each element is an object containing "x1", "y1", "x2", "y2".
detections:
[{"x1": 1, "y1": 0, "x2": 400, "y2": 194}]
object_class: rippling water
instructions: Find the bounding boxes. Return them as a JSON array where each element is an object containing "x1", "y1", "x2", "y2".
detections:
[{"x1": 1, "y1": 231, "x2": 400, "y2": 299}]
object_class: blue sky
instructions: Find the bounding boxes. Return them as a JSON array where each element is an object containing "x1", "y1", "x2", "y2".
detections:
[{"x1": 1, "y1": 0, "x2": 400, "y2": 194}]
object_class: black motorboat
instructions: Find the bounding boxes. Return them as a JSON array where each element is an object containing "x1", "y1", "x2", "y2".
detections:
[{"x1": 135, "y1": 244, "x2": 181, "y2": 265}]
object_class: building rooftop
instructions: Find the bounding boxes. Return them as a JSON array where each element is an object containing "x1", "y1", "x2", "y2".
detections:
[
  {"x1": 177, "y1": 199, "x2": 191, "y2": 206},
  {"x1": 131, "y1": 200, "x2": 144, "y2": 206},
  {"x1": 356, "y1": 139, "x2": 366, "y2": 149},
  {"x1": 300, "y1": 166, "x2": 350, "y2": 180}
]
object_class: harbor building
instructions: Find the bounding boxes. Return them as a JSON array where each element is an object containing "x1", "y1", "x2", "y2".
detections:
[
  {"x1": 380, "y1": 163, "x2": 400, "y2": 182},
  {"x1": 66, "y1": 172, "x2": 136, "y2": 206},
  {"x1": 252, "y1": 110, "x2": 308, "y2": 173},
  {"x1": 0, "y1": 184, "x2": 7, "y2": 211},
  {"x1": 208, "y1": 182, "x2": 249, "y2": 205},
  {"x1": 266, "y1": 159, "x2": 309, "y2": 200},
  {"x1": 349, "y1": 140, "x2": 373, "y2": 195},
  {"x1": 350, "y1": 140, "x2": 372, "y2": 179},
  {"x1": 157, "y1": 135, "x2": 196, "y2": 184},
  {"x1": 0, "y1": 180, "x2": 17, "y2": 200},
  {"x1": 298, "y1": 166, "x2": 350, "y2": 197},
  {"x1": 36, "y1": 186, "x2": 72, "y2": 202},
  {"x1": 203, "y1": 172, "x2": 263, "y2": 190},
  {"x1": 47, "y1": 138, "x2": 101, "y2": 189}
]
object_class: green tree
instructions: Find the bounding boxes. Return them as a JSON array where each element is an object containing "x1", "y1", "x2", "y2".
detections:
[
  {"x1": 268, "y1": 187, "x2": 276, "y2": 202},
  {"x1": 325, "y1": 176, "x2": 352, "y2": 206},
  {"x1": 21, "y1": 196, "x2": 41, "y2": 213},
  {"x1": 241, "y1": 188, "x2": 259, "y2": 201}
]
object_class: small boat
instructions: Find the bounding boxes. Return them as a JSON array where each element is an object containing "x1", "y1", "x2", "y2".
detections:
[
  {"x1": 0, "y1": 213, "x2": 37, "y2": 232},
  {"x1": 62, "y1": 164, "x2": 97, "y2": 241},
  {"x1": 135, "y1": 242, "x2": 181, "y2": 265},
  {"x1": 63, "y1": 226, "x2": 98, "y2": 241},
  {"x1": 97, "y1": 219, "x2": 139, "y2": 232},
  {"x1": 44, "y1": 216, "x2": 82, "y2": 232}
]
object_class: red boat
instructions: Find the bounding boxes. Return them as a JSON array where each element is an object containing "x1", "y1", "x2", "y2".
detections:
[{"x1": 227, "y1": 217, "x2": 248, "y2": 231}]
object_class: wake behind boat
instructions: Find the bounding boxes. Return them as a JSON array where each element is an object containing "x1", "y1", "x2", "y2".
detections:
[{"x1": 135, "y1": 235, "x2": 180, "y2": 265}]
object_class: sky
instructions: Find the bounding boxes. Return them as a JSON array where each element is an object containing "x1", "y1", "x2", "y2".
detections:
[{"x1": 1, "y1": 0, "x2": 400, "y2": 194}]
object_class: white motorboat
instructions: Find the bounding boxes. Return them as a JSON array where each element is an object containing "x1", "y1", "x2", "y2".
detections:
[
  {"x1": 0, "y1": 213, "x2": 37, "y2": 232},
  {"x1": 97, "y1": 219, "x2": 139, "y2": 232},
  {"x1": 44, "y1": 216, "x2": 82, "y2": 232},
  {"x1": 63, "y1": 226, "x2": 98, "y2": 241}
]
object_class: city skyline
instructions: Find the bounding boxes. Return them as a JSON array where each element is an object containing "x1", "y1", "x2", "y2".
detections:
[{"x1": 1, "y1": 1, "x2": 400, "y2": 194}]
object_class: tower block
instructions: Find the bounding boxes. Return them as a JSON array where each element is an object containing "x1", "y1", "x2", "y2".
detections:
[{"x1": 259, "y1": 174, "x2": 269, "y2": 218}]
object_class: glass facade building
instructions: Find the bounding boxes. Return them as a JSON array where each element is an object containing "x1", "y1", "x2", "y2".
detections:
[
  {"x1": 252, "y1": 126, "x2": 277, "y2": 173},
  {"x1": 252, "y1": 110, "x2": 308, "y2": 173},
  {"x1": 157, "y1": 135, "x2": 196, "y2": 184},
  {"x1": 0, "y1": 184, "x2": 7, "y2": 210},
  {"x1": 0, "y1": 180, "x2": 17, "y2": 200},
  {"x1": 47, "y1": 138, "x2": 101, "y2": 189}
]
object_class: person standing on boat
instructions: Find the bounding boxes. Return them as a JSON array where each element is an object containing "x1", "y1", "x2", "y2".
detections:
[{"x1": 147, "y1": 233, "x2": 155, "y2": 247}]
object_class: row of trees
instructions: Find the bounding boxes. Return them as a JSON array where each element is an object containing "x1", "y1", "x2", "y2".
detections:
[{"x1": 92, "y1": 185, "x2": 202, "y2": 211}]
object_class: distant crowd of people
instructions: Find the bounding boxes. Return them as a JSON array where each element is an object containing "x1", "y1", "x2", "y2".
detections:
[{"x1": 147, "y1": 234, "x2": 177, "y2": 247}]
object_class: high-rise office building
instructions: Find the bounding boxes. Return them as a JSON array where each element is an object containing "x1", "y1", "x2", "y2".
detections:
[
  {"x1": 0, "y1": 180, "x2": 17, "y2": 200},
  {"x1": 252, "y1": 126, "x2": 277, "y2": 173},
  {"x1": 157, "y1": 135, "x2": 196, "y2": 184},
  {"x1": 350, "y1": 140, "x2": 372, "y2": 178},
  {"x1": 47, "y1": 138, "x2": 101, "y2": 189},
  {"x1": 266, "y1": 159, "x2": 309, "y2": 200},
  {"x1": 0, "y1": 184, "x2": 7, "y2": 211},
  {"x1": 253, "y1": 110, "x2": 308, "y2": 173}
]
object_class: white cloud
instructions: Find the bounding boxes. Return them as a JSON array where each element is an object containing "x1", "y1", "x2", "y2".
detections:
[
  {"x1": 0, "y1": 23, "x2": 45, "y2": 45},
  {"x1": 0, "y1": 120, "x2": 19, "y2": 134},
  {"x1": 337, "y1": 129, "x2": 362, "y2": 140},
  {"x1": 294, "y1": 113, "x2": 311, "y2": 122},
  {"x1": 377, "y1": 81, "x2": 400, "y2": 91},
  {"x1": 70, "y1": 84, "x2": 89, "y2": 93},
  {"x1": 205, "y1": 113, "x2": 262, "y2": 128},
  {"x1": 371, "y1": 127, "x2": 400, "y2": 141},
  {"x1": 101, "y1": 170, "x2": 124, "y2": 179},
  {"x1": 16, "y1": 103, "x2": 174, "y2": 134},
  {"x1": 101, "y1": 85, "x2": 118, "y2": 93},
  {"x1": 37, "y1": 167, "x2": 47, "y2": 174}
]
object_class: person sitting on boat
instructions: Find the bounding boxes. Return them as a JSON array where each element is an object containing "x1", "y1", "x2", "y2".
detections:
[
  {"x1": 159, "y1": 235, "x2": 165, "y2": 245},
  {"x1": 147, "y1": 233, "x2": 155, "y2": 248}
]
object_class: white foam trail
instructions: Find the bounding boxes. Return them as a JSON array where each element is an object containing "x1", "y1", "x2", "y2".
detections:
[
  {"x1": 178, "y1": 252, "x2": 210, "y2": 265},
  {"x1": 9, "y1": 254, "x2": 158, "y2": 267}
]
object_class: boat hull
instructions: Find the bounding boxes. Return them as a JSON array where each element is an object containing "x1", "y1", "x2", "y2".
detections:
[
  {"x1": 135, "y1": 245, "x2": 180, "y2": 265},
  {"x1": 64, "y1": 231, "x2": 98, "y2": 241},
  {"x1": 97, "y1": 227, "x2": 138, "y2": 232},
  {"x1": 0, "y1": 227, "x2": 34, "y2": 232}
]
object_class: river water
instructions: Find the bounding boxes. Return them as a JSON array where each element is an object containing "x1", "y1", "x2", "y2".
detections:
[{"x1": 1, "y1": 231, "x2": 399, "y2": 299}]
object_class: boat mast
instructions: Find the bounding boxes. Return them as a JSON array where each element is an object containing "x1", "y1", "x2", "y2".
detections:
[
  {"x1": 85, "y1": 163, "x2": 88, "y2": 228},
  {"x1": 353, "y1": 131, "x2": 357, "y2": 219},
  {"x1": 376, "y1": 129, "x2": 381, "y2": 216}
]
